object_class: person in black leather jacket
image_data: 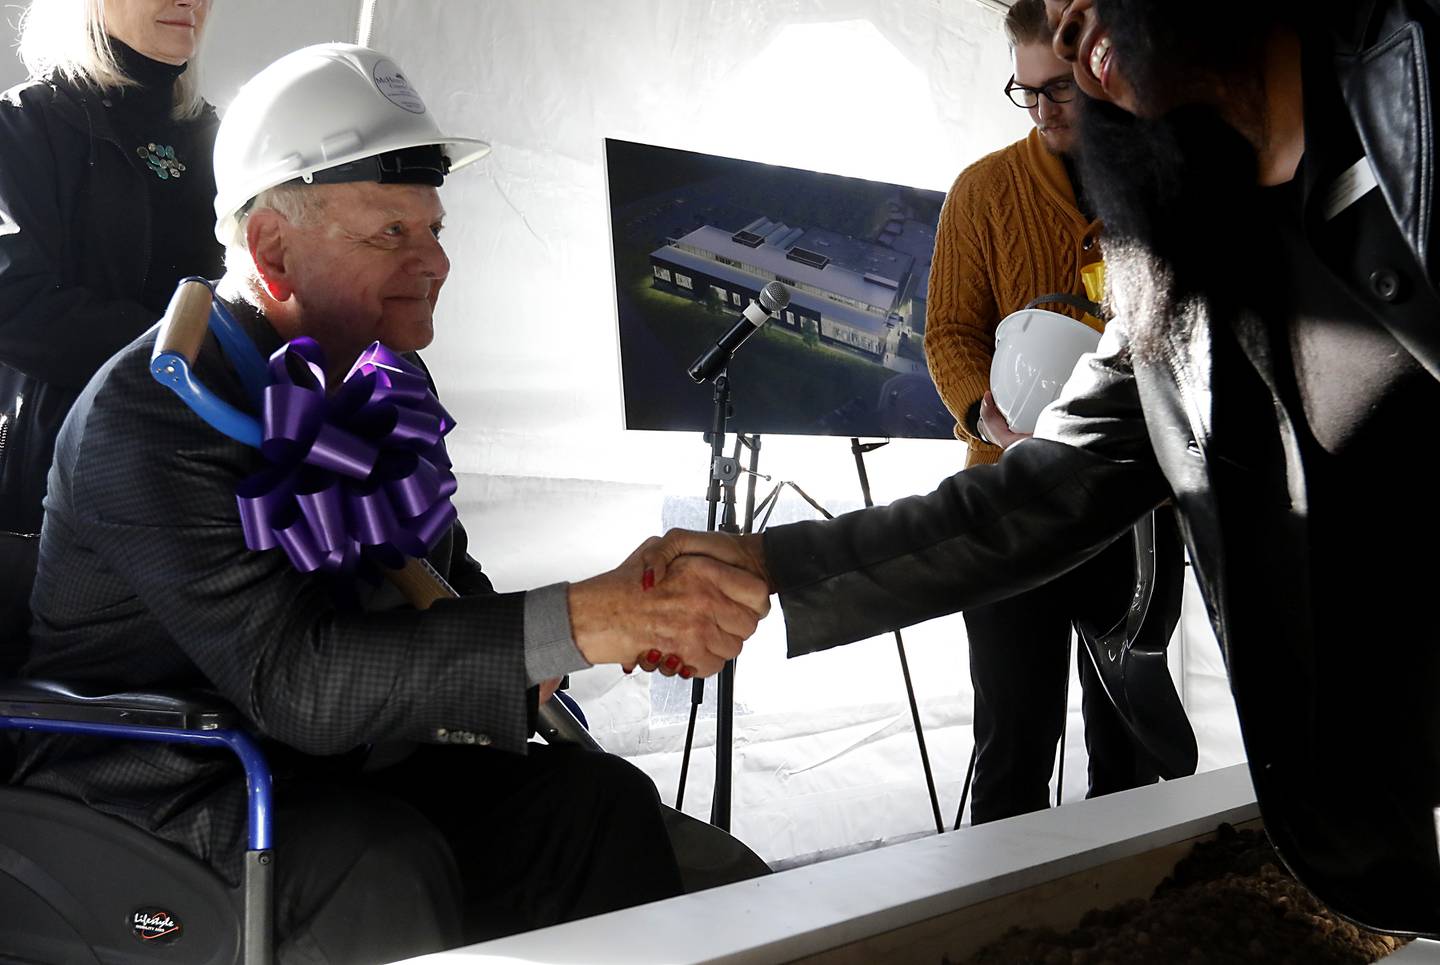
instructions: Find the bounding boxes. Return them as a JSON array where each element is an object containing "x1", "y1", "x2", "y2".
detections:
[
  {"x1": 0, "y1": 0, "x2": 220, "y2": 643},
  {"x1": 650, "y1": 0, "x2": 1440, "y2": 938}
]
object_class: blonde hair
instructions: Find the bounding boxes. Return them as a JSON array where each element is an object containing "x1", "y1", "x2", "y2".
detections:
[{"x1": 17, "y1": 0, "x2": 207, "y2": 119}]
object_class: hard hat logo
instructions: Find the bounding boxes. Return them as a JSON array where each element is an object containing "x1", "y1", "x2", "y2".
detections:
[{"x1": 373, "y1": 60, "x2": 427, "y2": 115}]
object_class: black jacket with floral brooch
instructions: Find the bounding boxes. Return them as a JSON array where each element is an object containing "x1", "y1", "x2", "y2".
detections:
[{"x1": 0, "y1": 54, "x2": 221, "y2": 538}]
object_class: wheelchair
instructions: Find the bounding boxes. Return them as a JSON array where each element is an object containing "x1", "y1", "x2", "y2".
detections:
[
  {"x1": 0, "y1": 532, "x2": 273, "y2": 965},
  {"x1": 0, "y1": 526, "x2": 610, "y2": 965}
]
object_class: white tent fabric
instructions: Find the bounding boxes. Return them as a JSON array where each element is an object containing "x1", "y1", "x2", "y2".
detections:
[{"x1": 1, "y1": 0, "x2": 1245, "y2": 867}]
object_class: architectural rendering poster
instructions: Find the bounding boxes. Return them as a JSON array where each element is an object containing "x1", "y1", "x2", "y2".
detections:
[{"x1": 606, "y1": 138, "x2": 953, "y2": 439}]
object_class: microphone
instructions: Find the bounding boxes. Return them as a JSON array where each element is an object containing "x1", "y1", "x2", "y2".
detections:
[{"x1": 687, "y1": 281, "x2": 791, "y2": 383}]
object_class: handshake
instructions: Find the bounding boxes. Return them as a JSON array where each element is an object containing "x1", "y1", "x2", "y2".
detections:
[{"x1": 566, "y1": 530, "x2": 772, "y2": 680}]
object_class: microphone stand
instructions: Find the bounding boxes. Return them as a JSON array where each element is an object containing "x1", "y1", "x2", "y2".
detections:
[
  {"x1": 676, "y1": 431, "x2": 944, "y2": 837},
  {"x1": 675, "y1": 281, "x2": 788, "y2": 827},
  {"x1": 713, "y1": 431, "x2": 763, "y2": 829},
  {"x1": 704, "y1": 372, "x2": 740, "y2": 534},
  {"x1": 674, "y1": 367, "x2": 758, "y2": 833}
]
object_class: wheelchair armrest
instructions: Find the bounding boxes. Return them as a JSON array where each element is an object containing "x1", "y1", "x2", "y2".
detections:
[{"x1": 0, "y1": 678, "x2": 243, "y2": 731}]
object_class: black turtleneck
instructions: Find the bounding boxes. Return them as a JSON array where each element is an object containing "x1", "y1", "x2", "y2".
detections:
[{"x1": 104, "y1": 38, "x2": 221, "y2": 312}]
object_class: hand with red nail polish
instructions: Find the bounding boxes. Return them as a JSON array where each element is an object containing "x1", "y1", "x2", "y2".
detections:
[{"x1": 566, "y1": 532, "x2": 771, "y2": 678}]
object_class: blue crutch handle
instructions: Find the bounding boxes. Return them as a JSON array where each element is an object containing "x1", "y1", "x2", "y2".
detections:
[{"x1": 149, "y1": 278, "x2": 267, "y2": 447}]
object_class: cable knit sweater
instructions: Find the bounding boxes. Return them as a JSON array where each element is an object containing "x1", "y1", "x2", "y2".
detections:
[{"x1": 924, "y1": 128, "x2": 1103, "y2": 468}]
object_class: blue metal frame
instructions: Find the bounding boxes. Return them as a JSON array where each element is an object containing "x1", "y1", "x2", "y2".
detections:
[{"x1": 0, "y1": 716, "x2": 273, "y2": 851}]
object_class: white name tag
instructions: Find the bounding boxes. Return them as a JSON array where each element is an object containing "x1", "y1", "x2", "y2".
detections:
[{"x1": 1321, "y1": 156, "x2": 1379, "y2": 221}]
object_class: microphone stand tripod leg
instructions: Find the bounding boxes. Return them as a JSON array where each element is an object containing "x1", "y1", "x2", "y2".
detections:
[
  {"x1": 677, "y1": 677, "x2": 704, "y2": 810},
  {"x1": 851, "y1": 438, "x2": 944, "y2": 835}
]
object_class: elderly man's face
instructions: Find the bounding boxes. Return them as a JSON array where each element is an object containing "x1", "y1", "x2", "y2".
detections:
[{"x1": 283, "y1": 182, "x2": 450, "y2": 363}]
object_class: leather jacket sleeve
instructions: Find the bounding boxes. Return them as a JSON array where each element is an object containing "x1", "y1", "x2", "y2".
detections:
[{"x1": 764, "y1": 320, "x2": 1170, "y2": 656}]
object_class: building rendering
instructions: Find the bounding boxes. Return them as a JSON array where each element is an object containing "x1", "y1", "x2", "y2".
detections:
[{"x1": 649, "y1": 214, "x2": 932, "y2": 364}]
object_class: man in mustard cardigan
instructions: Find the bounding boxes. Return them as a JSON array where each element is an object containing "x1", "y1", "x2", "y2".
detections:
[{"x1": 923, "y1": 0, "x2": 1155, "y2": 823}]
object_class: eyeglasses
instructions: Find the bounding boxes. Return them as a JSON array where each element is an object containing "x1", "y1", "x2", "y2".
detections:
[{"x1": 1004, "y1": 75, "x2": 1076, "y2": 109}]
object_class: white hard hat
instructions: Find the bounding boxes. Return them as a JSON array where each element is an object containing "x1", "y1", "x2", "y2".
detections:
[
  {"x1": 213, "y1": 43, "x2": 491, "y2": 247},
  {"x1": 989, "y1": 307, "x2": 1102, "y2": 434}
]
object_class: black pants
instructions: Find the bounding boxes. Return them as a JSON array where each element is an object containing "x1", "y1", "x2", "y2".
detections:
[
  {"x1": 964, "y1": 535, "x2": 1158, "y2": 825},
  {"x1": 271, "y1": 742, "x2": 683, "y2": 964}
]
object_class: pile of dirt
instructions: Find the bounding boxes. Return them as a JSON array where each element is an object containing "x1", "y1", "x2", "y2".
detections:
[{"x1": 960, "y1": 824, "x2": 1409, "y2": 964}]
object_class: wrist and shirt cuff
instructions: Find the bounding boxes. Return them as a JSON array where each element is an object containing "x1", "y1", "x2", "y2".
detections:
[{"x1": 522, "y1": 581, "x2": 590, "y2": 685}]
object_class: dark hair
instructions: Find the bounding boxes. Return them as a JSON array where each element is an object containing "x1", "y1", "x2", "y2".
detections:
[
  {"x1": 1004, "y1": 0, "x2": 1052, "y2": 48},
  {"x1": 1091, "y1": 0, "x2": 1295, "y2": 114},
  {"x1": 1077, "y1": 98, "x2": 1287, "y2": 359},
  {"x1": 1074, "y1": 0, "x2": 1300, "y2": 358},
  {"x1": 1079, "y1": 100, "x2": 1258, "y2": 278}
]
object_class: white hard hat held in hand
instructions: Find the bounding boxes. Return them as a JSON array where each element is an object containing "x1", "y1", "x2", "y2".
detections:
[
  {"x1": 213, "y1": 43, "x2": 491, "y2": 247},
  {"x1": 989, "y1": 307, "x2": 1102, "y2": 434}
]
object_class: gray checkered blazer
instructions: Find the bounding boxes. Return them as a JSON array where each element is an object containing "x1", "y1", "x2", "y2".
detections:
[{"x1": 14, "y1": 306, "x2": 533, "y2": 882}]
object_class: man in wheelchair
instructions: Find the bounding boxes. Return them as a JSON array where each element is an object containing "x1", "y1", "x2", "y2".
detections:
[{"x1": 3, "y1": 43, "x2": 768, "y2": 963}]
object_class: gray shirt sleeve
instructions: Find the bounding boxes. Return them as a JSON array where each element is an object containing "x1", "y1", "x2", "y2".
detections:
[{"x1": 523, "y1": 582, "x2": 591, "y2": 684}]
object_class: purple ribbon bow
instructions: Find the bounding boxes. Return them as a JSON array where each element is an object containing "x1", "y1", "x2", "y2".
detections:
[{"x1": 236, "y1": 338, "x2": 458, "y2": 576}]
